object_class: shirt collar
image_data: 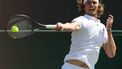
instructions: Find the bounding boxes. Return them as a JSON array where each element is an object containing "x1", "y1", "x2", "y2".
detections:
[{"x1": 84, "y1": 14, "x2": 100, "y2": 23}]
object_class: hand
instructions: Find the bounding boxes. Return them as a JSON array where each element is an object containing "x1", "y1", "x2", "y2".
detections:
[
  {"x1": 106, "y1": 14, "x2": 114, "y2": 30},
  {"x1": 56, "y1": 22, "x2": 64, "y2": 31}
]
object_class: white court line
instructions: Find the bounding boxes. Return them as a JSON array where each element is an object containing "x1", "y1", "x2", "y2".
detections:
[
  {"x1": 0, "y1": 30, "x2": 122, "y2": 36},
  {"x1": 0, "y1": 30, "x2": 57, "y2": 32},
  {"x1": 0, "y1": 30, "x2": 122, "y2": 32},
  {"x1": 112, "y1": 30, "x2": 122, "y2": 33}
]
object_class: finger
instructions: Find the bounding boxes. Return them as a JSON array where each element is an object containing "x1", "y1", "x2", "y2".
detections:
[
  {"x1": 107, "y1": 16, "x2": 113, "y2": 22},
  {"x1": 107, "y1": 17, "x2": 112, "y2": 23},
  {"x1": 108, "y1": 14, "x2": 114, "y2": 19},
  {"x1": 56, "y1": 22, "x2": 63, "y2": 31}
]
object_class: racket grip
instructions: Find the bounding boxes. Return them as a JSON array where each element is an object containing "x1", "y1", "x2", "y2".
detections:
[{"x1": 45, "y1": 25, "x2": 56, "y2": 29}]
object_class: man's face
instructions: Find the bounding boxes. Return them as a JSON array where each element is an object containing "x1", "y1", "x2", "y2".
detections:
[{"x1": 84, "y1": 0, "x2": 99, "y2": 16}]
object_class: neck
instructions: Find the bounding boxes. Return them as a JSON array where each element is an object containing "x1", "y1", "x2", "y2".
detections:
[{"x1": 86, "y1": 13, "x2": 98, "y2": 18}]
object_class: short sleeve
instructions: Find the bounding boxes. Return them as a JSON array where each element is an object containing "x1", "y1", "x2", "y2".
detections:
[{"x1": 72, "y1": 16, "x2": 86, "y2": 29}]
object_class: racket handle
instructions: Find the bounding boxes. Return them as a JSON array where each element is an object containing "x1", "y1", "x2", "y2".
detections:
[{"x1": 45, "y1": 25, "x2": 56, "y2": 29}]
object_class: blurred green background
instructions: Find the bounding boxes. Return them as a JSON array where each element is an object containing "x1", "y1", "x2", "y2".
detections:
[{"x1": 0, "y1": 0, "x2": 122, "y2": 69}]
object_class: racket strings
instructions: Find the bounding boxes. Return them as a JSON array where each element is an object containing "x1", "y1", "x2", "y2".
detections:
[{"x1": 7, "y1": 15, "x2": 36, "y2": 39}]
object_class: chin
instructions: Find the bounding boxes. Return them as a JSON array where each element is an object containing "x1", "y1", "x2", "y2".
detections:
[{"x1": 89, "y1": 12, "x2": 97, "y2": 16}]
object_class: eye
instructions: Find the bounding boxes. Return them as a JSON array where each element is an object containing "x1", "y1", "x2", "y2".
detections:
[
  {"x1": 87, "y1": 1, "x2": 92, "y2": 5},
  {"x1": 86, "y1": 1, "x2": 98, "y2": 5},
  {"x1": 92, "y1": 1, "x2": 97, "y2": 4}
]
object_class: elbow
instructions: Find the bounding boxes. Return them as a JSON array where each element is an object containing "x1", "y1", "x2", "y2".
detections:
[
  {"x1": 108, "y1": 54, "x2": 116, "y2": 58},
  {"x1": 66, "y1": 25, "x2": 80, "y2": 32},
  {"x1": 105, "y1": 44, "x2": 117, "y2": 58},
  {"x1": 105, "y1": 47, "x2": 116, "y2": 58},
  {"x1": 107, "y1": 51, "x2": 116, "y2": 58}
]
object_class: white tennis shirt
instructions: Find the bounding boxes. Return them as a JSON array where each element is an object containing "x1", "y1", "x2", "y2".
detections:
[{"x1": 64, "y1": 14, "x2": 108, "y2": 69}]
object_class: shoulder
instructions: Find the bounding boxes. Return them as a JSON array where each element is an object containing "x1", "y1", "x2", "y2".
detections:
[
  {"x1": 72, "y1": 15, "x2": 86, "y2": 22},
  {"x1": 71, "y1": 16, "x2": 88, "y2": 29},
  {"x1": 98, "y1": 20, "x2": 106, "y2": 28},
  {"x1": 72, "y1": 15, "x2": 88, "y2": 26}
]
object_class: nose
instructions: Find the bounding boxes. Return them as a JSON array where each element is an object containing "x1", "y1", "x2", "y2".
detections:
[
  {"x1": 90, "y1": 2, "x2": 94, "y2": 6},
  {"x1": 89, "y1": 2, "x2": 94, "y2": 8}
]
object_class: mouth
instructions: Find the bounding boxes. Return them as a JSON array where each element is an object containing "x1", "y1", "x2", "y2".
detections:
[
  {"x1": 89, "y1": 8, "x2": 95, "y2": 11},
  {"x1": 87, "y1": 8, "x2": 97, "y2": 15},
  {"x1": 89, "y1": 8, "x2": 97, "y2": 13}
]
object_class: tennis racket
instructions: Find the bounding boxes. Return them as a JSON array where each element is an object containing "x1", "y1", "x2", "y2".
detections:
[{"x1": 6, "y1": 14, "x2": 57, "y2": 39}]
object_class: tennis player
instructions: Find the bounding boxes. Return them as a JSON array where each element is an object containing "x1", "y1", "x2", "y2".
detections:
[{"x1": 56, "y1": 0, "x2": 116, "y2": 69}]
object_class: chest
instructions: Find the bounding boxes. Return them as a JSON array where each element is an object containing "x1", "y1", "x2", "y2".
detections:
[{"x1": 84, "y1": 20, "x2": 105, "y2": 37}]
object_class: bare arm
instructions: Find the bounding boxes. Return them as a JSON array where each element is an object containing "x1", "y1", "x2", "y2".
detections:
[
  {"x1": 103, "y1": 29, "x2": 116, "y2": 58},
  {"x1": 56, "y1": 22, "x2": 81, "y2": 32},
  {"x1": 102, "y1": 15, "x2": 116, "y2": 58}
]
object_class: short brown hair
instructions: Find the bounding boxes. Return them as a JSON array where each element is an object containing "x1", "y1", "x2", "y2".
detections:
[{"x1": 76, "y1": 0, "x2": 104, "y2": 18}]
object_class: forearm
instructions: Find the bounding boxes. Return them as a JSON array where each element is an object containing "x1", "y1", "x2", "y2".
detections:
[
  {"x1": 56, "y1": 22, "x2": 80, "y2": 32},
  {"x1": 106, "y1": 29, "x2": 116, "y2": 58}
]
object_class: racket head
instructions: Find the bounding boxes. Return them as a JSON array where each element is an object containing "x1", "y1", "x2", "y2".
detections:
[{"x1": 6, "y1": 14, "x2": 38, "y2": 39}]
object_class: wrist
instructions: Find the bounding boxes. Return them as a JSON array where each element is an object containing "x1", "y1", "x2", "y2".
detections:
[{"x1": 106, "y1": 28, "x2": 112, "y2": 32}]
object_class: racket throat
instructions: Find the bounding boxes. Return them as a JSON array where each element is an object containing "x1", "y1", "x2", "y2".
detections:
[{"x1": 37, "y1": 23, "x2": 56, "y2": 30}]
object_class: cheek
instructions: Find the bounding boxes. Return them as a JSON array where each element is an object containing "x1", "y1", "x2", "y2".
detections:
[
  {"x1": 84, "y1": 5, "x2": 89, "y2": 10},
  {"x1": 95, "y1": 4, "x2": 99, "y2": 8}
]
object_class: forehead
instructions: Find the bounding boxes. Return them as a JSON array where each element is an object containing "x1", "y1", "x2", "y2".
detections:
[{"x1": 86, "y1": 0, "x2": 99, "y2": 2}]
